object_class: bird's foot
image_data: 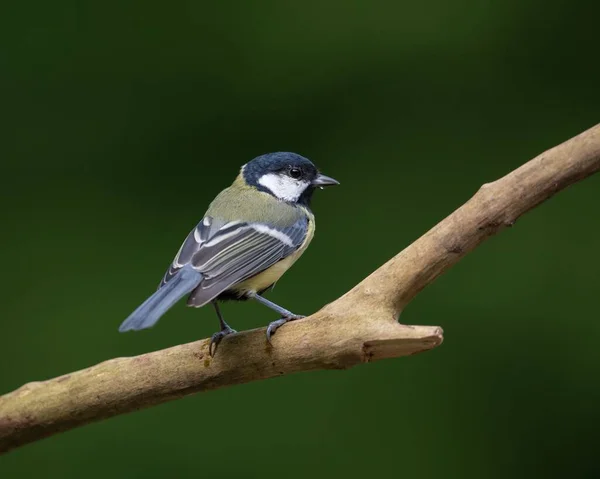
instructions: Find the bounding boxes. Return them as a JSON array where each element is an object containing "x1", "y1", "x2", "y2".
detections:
[
  {"x1": 209, "y1": 326, "x2": 237, "y2": 357},
  {"x1": 266, "y1": 314, "x2": 305, "y2": 344}
]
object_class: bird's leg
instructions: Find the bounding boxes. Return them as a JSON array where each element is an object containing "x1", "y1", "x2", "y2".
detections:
[
  {"x1": 249, "y1": 292, "x2": 303, "y2": 318},
  {"x1": 248, "y1": 292, "x2": 305, "y2": 343},
  {"x1": 209, "y1": 301, "x2": 236, "y2": 356}
]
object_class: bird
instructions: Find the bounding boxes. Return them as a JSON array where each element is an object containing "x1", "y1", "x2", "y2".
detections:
[{"x1": 118, "y1": 152, "x2": 339, "y2": 355}]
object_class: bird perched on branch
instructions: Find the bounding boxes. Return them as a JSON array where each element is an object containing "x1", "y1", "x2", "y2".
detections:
[{"x1": 119, "y1": 152, "x2": 339, "y2": 355}]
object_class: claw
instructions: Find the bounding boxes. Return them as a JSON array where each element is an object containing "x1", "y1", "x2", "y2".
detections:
[
  {"x1": 266, "y1": 314, "x2": 305, "y2": 344},
  {"x1": 209, "y1": 326, "x2": 236, "y2": 356}
]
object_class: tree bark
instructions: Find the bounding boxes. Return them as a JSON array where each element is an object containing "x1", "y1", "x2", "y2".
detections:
[{"x1": 1, "y1": 123, "x2": 599, "y2": 455}]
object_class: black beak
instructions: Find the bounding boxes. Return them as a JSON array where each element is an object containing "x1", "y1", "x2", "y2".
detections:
[{"x1": 312, "y1": 173, "x2": 340, "y2": 187}]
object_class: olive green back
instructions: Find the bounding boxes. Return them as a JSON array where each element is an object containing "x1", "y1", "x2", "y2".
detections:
[{"x1": 206, "y1": 173, "x2": 308, "y2": 226}]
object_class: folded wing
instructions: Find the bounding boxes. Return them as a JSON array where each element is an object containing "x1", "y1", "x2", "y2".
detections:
[{"x1": 160, "y1": 215, "x2": 308, "y2": 307}]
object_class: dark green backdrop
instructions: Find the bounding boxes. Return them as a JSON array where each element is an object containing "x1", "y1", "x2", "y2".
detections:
[{"x1": 1, "y1": 1, "x2": 599, "y2": 478}]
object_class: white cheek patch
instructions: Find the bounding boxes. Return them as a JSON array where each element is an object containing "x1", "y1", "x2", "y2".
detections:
[{"x1": 258, "y1": 173, "x2": 310, "y2": 202}]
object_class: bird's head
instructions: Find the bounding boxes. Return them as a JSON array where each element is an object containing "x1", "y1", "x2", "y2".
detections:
[{"x1": 242, "y1": 152, "x2": 339, "y2": 205}]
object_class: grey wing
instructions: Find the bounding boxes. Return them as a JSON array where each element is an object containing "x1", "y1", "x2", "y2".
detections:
[
  {"x1": 160, "y1": 216, "x2": 308, "y2": 306},
  {"x1": 187, "y1": 218, "x2": 308, "y2": 307},
  {"x1": 159, "y1": 216, "x2": 223, "y2": 287}
]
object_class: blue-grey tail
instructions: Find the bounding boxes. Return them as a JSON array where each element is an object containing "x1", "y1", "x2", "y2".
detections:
[{"x1": 118, "y1": 265, "x2": 202, "y2": 332}]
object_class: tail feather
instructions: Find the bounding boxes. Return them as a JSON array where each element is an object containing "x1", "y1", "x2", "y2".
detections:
[{"x1": 119, "y1": 265, "x2": 202, "y2": 332}]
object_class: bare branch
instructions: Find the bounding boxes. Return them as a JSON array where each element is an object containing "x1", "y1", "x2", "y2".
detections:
[{"x1": 1, "y1": 123, "x2": 599, "y2": 455}]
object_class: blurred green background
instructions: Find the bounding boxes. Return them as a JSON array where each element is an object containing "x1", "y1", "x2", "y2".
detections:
[{"x1": 1, "y1": 1, "x2": 599, "y2": 477}]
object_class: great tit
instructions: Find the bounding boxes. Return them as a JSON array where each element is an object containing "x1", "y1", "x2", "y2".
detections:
[{"x1": 119, "y1": 152, "x2": 339, "y2": 354}]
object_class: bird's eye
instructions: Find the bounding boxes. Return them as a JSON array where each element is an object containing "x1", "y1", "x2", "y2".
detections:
[{"x1": 289, "y1": 167, "x2": 302, "y2": 179}]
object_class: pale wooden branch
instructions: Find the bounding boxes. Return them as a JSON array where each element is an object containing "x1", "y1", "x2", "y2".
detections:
[{"x1": 1, "y1": 124, "x2": 600, "y2": 455}]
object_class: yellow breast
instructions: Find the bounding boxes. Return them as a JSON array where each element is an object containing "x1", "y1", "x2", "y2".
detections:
[{"x1": 233, "y1": 208, "x2": 315, "y2": 295}]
